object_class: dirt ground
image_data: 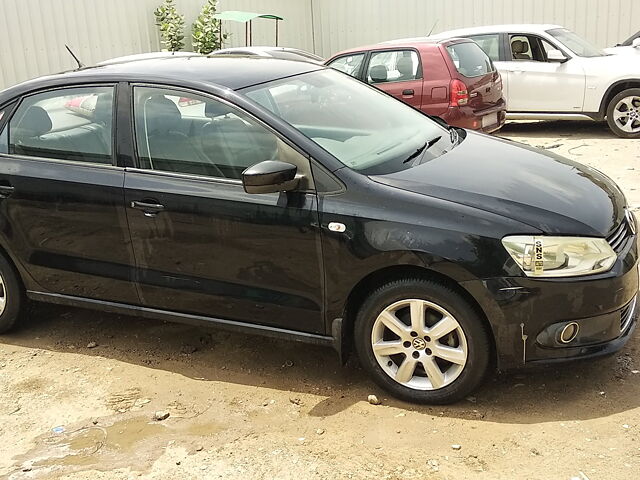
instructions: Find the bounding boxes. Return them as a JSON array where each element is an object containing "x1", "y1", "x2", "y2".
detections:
[{"x1": 1, "y1": 120, "x2": 639, "y2": 480}]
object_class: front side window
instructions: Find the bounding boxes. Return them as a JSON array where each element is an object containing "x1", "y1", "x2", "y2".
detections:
[
  {"x1": 547, "y1": 28, "x2": 605, "y2": 57},
  {"x1": 467, "y1": 34, "x2": 501, "y2": 62},
  {"x1": 7, "y1": 87, "x2": 114, "y2": 164},
  {"x1": 133, "y1": 87, "x2": 287, "y2": 180},
  {"x1": 367, "y1": 50, "x2": 420, "y2": 84},
  {"x1": 446, "y1": 42, "x2": 495, "y2": 77},
  {"x1": 243, "y1": 69, "x2": 454, "y2": 175},
  {"x1": 510, "y1": 35, "x2": 563, "y2": 62},
  {"x1": 327, "y1": 53, "x2": 366, "y2": 78}
]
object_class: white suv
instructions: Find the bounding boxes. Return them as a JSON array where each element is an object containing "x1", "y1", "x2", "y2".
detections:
[{"x1": 393, "y1": 24, "x2": 640, "y2": 138}]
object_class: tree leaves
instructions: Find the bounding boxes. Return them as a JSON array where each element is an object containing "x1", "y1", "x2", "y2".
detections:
[
  {"x1": 192, "y1": 0, "x2": 228, "y2": 54},
  {"x1": 153, "y1": 0, "x2": 185, "y2": 51}
]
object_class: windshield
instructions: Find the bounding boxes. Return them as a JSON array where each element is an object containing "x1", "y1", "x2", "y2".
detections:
[
  {"x1": 242, "y1": 69, "x2": 454, "y2": 175},
  {"x1": 547, "y1": 28, "x2": 606, "y2": 57}
]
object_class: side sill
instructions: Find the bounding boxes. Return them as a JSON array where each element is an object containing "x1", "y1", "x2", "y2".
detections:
[
  {"x1": 27, "y1": 291, "x2": 335, "y2": 348},
  {"x1": 505, "y1": 112, "x2": 599, "y2": 121}
]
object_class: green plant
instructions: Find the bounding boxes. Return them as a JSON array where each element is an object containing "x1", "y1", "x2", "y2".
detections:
[
  {"x1": 192, "y1": 0, "x2": 228, "y2": 54},
  {"x1": 154, "y1": 0, "x2": 185, "y2": 52}
]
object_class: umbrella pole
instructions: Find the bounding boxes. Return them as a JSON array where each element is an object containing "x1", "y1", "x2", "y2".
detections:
[
  {"x1": 275, "y1": 19, "x2": 279, "y2": 47},
  {"x1": 249, "y1": 20, "x2": 252, "y2": 46},
  {"x1": 245, "y1": 22, "x2": 248, "y2": 46}
]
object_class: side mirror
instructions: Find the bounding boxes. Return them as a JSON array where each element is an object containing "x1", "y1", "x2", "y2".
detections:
[
  {"x1": 547, "y1": 49, "x2": 568, "y2": 63},
  {"x1": 632, "y1": 38, "x2": 640, "y2": 48},
  {"x1": 242, "y1": 160, "x2": 300, "y2": 194}
]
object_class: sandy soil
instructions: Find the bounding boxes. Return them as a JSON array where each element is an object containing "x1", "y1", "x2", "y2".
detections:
[{"x1": 1, "y1": 120, "x2": 639, "y2": 480}]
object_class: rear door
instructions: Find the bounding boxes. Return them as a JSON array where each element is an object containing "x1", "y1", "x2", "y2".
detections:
[
  {"x1": 124, "y1": 85, "x2": 325, "y2": 333},
  {"x1": 0, "y1": 85, "x2": 138, "y2": 303},
  {"x1": 444, "y1": 41, "x2": 504, "y2": 118},
  {"x1": 502, "y1": 33, "x2": 585, "y2": 112},
  {"x1": 364, "y1": 49, "x2": 424, "y2": 109}
]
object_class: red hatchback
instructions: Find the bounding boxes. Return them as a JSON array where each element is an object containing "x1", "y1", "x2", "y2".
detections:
[{"x1": 326, "y1": 39, "x2": 506, "y2": 133}]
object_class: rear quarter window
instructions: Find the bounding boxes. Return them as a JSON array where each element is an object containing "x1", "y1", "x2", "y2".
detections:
[
  {"x1": 0, "y1": 108, "x2": 8, "y2": 154},
  {"x1": 446, "y1": 42, "x2": 495, "y2": 77}
]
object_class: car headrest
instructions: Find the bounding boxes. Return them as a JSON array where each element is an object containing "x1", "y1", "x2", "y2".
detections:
[
  {"x1": 17, "y1": 105, "x2": 52, "y2": 137},
  {"x1": 144, "y1": 96, "x2": 182, "y2": 135},
  {"x1": 511, "y1": 40, "x2": 529, "y2": 54},
  {"x1": 369, "y1": 64, "x2": 388, "y2": 83},
  {"x1": 205, "y1": 101, "x2": 235, "y2": 119},
  {"x1": 396, "y1": 56, "x2": 414, "y2": 77},
  {"x1": 93, "y1": 93, "x2": 113, "y2": 126}
]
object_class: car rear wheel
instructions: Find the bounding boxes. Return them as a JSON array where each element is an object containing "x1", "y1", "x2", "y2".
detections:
[
  {"x1": 354, "y1": 279, "x2": 491, "y2": 404},
  {"x1": 0, "y1": 252, "x2": 23, "y2": 334},
  {"x1": 606, "y1": 88, "x2": 640, "y2": 138}
]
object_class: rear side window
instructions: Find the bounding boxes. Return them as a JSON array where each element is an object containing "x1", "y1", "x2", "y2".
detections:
[
  {"x1": 446, "y1": 42, "x2": 494, "y2": 77},
  {"x1": 7, "y1": 87, "x2": 114, "y2": 164},
  {"x1": 327, "y1": 53, "x2": 366, "y2": 78},
  {"x1": 467, "y1": 34, "x2": 501, "y2": 61},
  {"x1": 367, "y1": 50, "x2": 420, "y2": 84}
]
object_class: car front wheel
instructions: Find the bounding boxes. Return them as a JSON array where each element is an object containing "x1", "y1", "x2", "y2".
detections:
[
  {"x1": 354, "y1": 279, "x2": 491, "y2": 404},
  {"x1": 606, "y1": 88, "x2": 640, "y2": 138},
  {"x1": 0, "y1": 252, "x2": 23, "y2": 334}
]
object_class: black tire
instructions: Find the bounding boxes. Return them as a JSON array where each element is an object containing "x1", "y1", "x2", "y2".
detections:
[
  {"x1": 354, "y1": 278, "x2": 491, "y2": 404},
  {"x1": 606, "y1": 88, "x2": 640, "y2": 138},
  {"x1": 0, "y1": 252, "x2": 23, "y2": 334}
]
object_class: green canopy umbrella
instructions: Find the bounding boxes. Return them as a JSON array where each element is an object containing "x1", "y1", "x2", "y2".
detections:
[{"x1": 213, "y1": 11, "x2": 284, "y2": 47}]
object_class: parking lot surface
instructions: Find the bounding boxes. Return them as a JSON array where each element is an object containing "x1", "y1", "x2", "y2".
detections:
[{"x1": 1, "y1": 120, "x2": 639, "y2": 479}]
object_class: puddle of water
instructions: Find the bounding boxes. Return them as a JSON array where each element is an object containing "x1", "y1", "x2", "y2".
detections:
[{"x1": 17, "y1": 415, "x2": 222, "y2": 472}]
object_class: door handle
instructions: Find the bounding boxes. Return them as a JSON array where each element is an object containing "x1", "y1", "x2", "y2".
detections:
[
  {"x1": 130, "y1": 200, "x2": 165, "y2": 216},
  {"x1": 0, "y1": 185, "x2": 15, "y2": 198},
  {"x1": 402, "y1": 89, "x2": 414, "y2": 96}
]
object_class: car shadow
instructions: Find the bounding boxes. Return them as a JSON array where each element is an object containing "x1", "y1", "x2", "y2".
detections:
[
  {"x1": 499, "y1": 119, "x2": 617, "y2": 140},
  {"x1": 2, "y1": 302, "x2": 639, "y2": 424}
]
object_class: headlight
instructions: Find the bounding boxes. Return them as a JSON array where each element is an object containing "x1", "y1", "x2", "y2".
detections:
[{"x1": 502, "y1": 236, "x2": 617, "y2": 278}]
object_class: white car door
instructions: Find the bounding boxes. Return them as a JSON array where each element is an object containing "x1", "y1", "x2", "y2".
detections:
[{"x1": 502, "y1": 34, "x2": 586, "y2": 112}]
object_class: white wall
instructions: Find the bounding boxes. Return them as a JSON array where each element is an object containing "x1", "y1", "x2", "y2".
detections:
[{"x1": 1, "y1": 0, "x2": 638, "y2": 91}]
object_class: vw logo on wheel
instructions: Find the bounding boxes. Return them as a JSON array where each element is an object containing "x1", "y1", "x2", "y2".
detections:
[{"x1": 412, "y1": 337, "x2": 427, "y2": 350}]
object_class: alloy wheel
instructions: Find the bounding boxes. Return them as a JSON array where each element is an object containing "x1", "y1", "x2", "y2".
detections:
[
  {"x1": 371, "y1": 299, "x2": 468, "y2": 390},
  {"x1": 0, "y1": 273, "x2": 6, "y2": 316},
  {"x1": 612, "y1": 95, "x2": 640, "y2": 133}
]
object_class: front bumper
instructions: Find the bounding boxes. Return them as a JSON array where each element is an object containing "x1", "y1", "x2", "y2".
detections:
[{"x1": 461, "y1": 236, "x2": 639, "y2": 370}]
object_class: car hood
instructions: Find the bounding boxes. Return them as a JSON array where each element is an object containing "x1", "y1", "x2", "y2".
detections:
[
  {"x1": 371, "y1": 131, "x2": 625, "y2": 236},
  {"x1": 603, "y1": 46, "x2": 640, "y2": 56}
]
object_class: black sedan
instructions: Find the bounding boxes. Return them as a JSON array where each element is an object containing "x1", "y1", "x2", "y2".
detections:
[{"x1": 0, "y1": 55, "x2": 637, "y2": 404}]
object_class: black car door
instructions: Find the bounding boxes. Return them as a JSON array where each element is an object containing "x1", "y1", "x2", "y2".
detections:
[
  {"x1": 124, "y1": 85, "x2": 325, "y2": 334},
  {"x1": 0, "y1": 85, "x2": 138, "y2": 303}
]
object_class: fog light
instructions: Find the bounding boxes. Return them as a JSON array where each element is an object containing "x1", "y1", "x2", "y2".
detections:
[{"x1": 558, "y1": 322, "x2": 580, "y2": 344}]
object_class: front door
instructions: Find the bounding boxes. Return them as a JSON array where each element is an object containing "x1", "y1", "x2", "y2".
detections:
[
  {"x1": 0, "y1": 85, "x2": 138, "y2": 303},
  {"x1": 502, "y1": 34, "x2": 585, "y2": 112},
  {"x1": 365, "y1": 49, "x2": 424, "y2": 109},
  {"x1": 124, "y1": 86, "x2": 325, "y2": 333}
]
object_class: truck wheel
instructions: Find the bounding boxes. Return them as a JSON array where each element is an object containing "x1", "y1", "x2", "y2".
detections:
[
  {"x1": 606, "y1": 88, "x2": 640, "y2": 138},
  {"x1": 354, "y1": 278, "x2": 491, "y2": 404},
  {"x1": 0, "y1": 252, "x2": 23, "y2": 334}
]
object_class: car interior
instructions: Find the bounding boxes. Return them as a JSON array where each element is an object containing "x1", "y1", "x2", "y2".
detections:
[
  {"x1": 9, "y1": 92, "x2": 113, "y2": 164},
  {"x1": 510, "y1": 35, "x2": 557, "y2": 62},
  {"x1": 135, "y1": 91, "x2": 278, "y2": 180}
]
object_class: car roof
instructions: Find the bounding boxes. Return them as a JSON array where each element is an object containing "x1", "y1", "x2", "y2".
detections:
[
  {"x1": 212, "y1": 46, "x2": 324, "y2": 62},
  {"x1": 328, "y1": 38, "x2": 465, "y2": 59},
  {"x1": 429, "y1": 24, "x2": 564, "y2": 38},
  {"x1": 0, "y1": 55, "x2": 323, "y2": 101}
]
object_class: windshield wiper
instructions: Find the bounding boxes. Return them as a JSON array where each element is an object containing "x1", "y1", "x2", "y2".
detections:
[{"x1": 402, "y1": 136, "x2": 442, "y2": 164}]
